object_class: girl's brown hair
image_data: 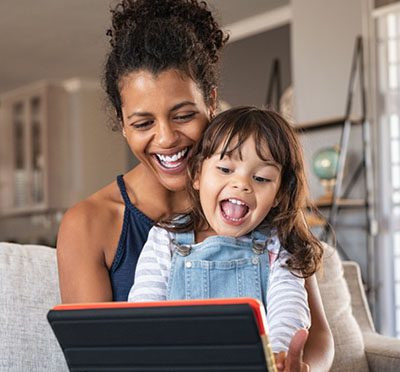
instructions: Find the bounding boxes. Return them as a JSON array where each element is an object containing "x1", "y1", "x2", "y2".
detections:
[{"x1": 160, "y1": 106, "x2": 323, "y2": 277}]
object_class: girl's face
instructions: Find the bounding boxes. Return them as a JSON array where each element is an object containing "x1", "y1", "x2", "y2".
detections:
[
  {"x1": 193, "y1": 136, "x2": 281, "y2": 240},
  {"x1": 120, "y1": 69, "x2": 214, "y2": 191}
]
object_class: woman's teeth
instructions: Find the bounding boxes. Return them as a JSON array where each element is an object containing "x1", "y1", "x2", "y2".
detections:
[{"x1": 156, "y1": 148, "x2": 188, "y2": 168}]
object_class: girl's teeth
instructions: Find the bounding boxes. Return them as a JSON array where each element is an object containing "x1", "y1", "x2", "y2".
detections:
[{"x1": 228, "y1": 198, "x2": 245, "y2": 206}]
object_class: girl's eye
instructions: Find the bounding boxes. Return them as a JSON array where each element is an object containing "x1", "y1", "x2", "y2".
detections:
[
  {"x1": 132, "y1": 120, "x2": 154, "y2": 130},
  {"x1": 253, "y1": 175, "x2": 271, "y2": 183},
  {"x1": 217, "y1": 166, "x2": 232, "y2": 174},
  {"x1": 175, "y1": 112, "x2": 196, "y2": 122}
]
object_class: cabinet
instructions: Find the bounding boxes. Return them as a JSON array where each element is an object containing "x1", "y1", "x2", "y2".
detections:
[
  {"x1": 0, "y1": 79, "x2": 127, "y2": 217},
  {"x1": 0, "y1": 82, "x2": 64, "y2": 214}
]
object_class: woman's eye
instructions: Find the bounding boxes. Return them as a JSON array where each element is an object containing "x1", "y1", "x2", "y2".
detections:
[
  {"x1": 175, "y1": 112, "x2": 196, "y2": 122},
  {"x1": 217, "y1": 166, "x2": 232, "y2": 174},
  {"x1": 253, "y1": 175, "x2": 271, "y2": 183},
  {"x1": 132, "y1": 120, "x2": 154, "y2": 130}
]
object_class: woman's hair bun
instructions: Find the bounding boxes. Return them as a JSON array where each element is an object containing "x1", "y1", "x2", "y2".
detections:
[{"x1": 107, "y1": 0, "x2": 228, "y2": 63}]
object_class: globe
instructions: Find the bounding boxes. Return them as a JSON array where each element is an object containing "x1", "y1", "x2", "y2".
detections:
[
  {"x1": 312, "y1": 146, "x2": 340, "y2": 202},
  {"x1": 312, "y1": 147, "x2": 339, "y2": 180}
]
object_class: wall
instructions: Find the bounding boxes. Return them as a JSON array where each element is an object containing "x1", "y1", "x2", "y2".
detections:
[
  {"x1": 63, "y1": 80, "x2": 128, "y2": 205},
  {"x1": 219, "y1": 24, "x2": 292, "y2": 108},
  {"x1": 291, "y1": 0, "x2": 364, "y2": 122}
]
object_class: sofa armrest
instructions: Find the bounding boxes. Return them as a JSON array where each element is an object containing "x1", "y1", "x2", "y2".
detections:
[
  {"x1": 0, "y1": 243, "x2": 68, "y2": 371},
  {"x1": 363, "y1": 332, "x2": 400, "y2": 372},
  {"x1": 342, "y1": 261, "x2": 375, "y2": 333}
]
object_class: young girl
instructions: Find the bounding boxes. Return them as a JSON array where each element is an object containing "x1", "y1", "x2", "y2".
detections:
[{"x1": 129, "y1": 106, "x2": 324, "y2": 355}]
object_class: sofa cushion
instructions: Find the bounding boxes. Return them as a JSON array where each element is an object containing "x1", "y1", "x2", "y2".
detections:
[
  {"x1": 317, "y1": 245, "x2": 369, "y2": 372},
  {"x1": 0, "y1": 243, "x2": 68, "y2": 371}
]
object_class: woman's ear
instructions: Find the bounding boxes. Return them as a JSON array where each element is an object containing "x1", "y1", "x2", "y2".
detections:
[
  {"x1": 122, "y1": 126, "x2": 127, "y2": 138},
  {"x1": 209, "y1": 88, "x2": 218, "y2": 119}
]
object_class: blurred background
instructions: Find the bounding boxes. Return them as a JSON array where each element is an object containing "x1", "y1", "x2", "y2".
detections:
[{"x1": 0, "y1": 0, "x2": 399, "y2": 338}]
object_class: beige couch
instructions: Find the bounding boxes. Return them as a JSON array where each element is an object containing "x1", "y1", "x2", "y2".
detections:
[{"x1": 0, "y1": 242, "x2": 399, "y2": 371}]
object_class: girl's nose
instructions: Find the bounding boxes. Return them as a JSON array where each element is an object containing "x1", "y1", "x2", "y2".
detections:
[
  {"x1": 231, "y1": 176, "x2": 252, "y2": 193},
  {"x1": 155, "y1": 121, "x2": 179, "y2": 148}
]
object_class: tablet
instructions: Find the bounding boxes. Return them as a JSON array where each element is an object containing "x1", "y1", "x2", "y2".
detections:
[{"x1": 47, "y1": 298, "x2": 276, "y2": 372}]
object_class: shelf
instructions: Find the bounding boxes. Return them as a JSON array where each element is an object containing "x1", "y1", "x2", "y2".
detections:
[
  {"x1": 305, "y1": 213, "x2": 326, "y2": 227},
  {"x1": 294, "y1": 116, "x2": 362, "y2": 132},
  {"x1": 305, "y1": 198, "x2": 366, "y2": 227},
  {"x1": 313, "y1": 198, "x2": 366, "y2": 208},
  {"x1": 0, "y1": 205, "x2": 49, "y2": 217}
]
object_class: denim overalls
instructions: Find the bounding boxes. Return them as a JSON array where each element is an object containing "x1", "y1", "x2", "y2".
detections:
[{"x1": 166, "y1": 230, "x2": 273, "y2": 307}]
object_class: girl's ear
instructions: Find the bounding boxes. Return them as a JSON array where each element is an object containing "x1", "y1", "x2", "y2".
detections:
[
  {"x1": 122, "y1": 127, "x2": 127, "y2": 138},
  {"x1": 193, "y1": 177, "x2": 200, "y2": 190},
  {"x1": 273, "y1": 192, "x2": 282, "y2": 208},
  {"x1": 192, "y1": 162, "x2": 202, "y2": 190}
]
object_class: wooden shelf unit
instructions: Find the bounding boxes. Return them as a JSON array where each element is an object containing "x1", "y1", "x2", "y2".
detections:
[{"x1": 294, "y1": 116, "x2": 363, "y2": 132}]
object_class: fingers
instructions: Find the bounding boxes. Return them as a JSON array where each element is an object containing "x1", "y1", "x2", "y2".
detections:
[
  {"x1": 274, "y1": 351, "x2": 287, "y2": 371},
  {"x1": 286, "y1": 329, "x2": 309, "y2": 372}
]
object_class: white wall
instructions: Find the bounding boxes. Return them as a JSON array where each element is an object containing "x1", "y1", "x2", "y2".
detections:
[{"x1": 292, "y1": 0, "x2": 364, "y2": 122}]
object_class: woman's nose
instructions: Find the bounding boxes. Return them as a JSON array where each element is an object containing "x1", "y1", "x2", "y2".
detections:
[{"x1": 155, "y1": 121, "x2": 179, "y2": 148}]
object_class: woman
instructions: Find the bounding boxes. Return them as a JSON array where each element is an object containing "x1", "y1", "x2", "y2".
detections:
[{"x1": 57, "y1": 0, "x2": 333, "y2": 370}]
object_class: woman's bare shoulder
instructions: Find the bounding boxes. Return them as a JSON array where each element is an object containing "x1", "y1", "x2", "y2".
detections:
[
  {"x1": 57, "y1": 180, "x2": 125, "y2": 267},
  {"x1": 56, "y1": 180, "x2": 124, "y2": 303},
  {"x1": 61, "y1": 181, "x2": 122, "y2": 231}
]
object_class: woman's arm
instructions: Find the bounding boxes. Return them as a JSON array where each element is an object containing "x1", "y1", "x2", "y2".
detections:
[
  {"x1": 57, "y1": 202, "x2": 113, "y2": 303},
  {"x1": 282, "y1": 275, "x2": 334, "y2": 372},
  {"x1": 302, "y1": 275, "x2": 334, "y2": 371}
]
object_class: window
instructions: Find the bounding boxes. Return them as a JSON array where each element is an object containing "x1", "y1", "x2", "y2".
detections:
[{"x1": 375, "y1": 5, "x2": 400, "y2": 337}]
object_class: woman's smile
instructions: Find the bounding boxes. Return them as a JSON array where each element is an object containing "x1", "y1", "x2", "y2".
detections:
[{"x1": 153, "y1": 146, "x2": 190, "y2": 174}]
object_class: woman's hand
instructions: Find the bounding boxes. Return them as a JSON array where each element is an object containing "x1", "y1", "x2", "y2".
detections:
[{"x1": 275, "y1": 329, "x2": 310, "y2": 372}]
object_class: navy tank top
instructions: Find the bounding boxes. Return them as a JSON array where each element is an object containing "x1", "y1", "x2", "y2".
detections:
[{"x1": 109, "y1": 175, "x2": 154, "y2": 301}]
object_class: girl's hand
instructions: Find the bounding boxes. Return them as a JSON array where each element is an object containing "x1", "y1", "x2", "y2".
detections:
[
  {"x1": 274, "y1": 329, "x2": 310, "y2": 372},
  {"x1": 285, "y1": 329, "x2": 310, "y2": 372},
  {"x1": 274, "y1": 351, "x2": 287, "y2": 371}
]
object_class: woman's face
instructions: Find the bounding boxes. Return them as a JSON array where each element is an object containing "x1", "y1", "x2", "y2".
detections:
[{"x1": 120, "y1": 69, "x2": 214, "y2": 191}]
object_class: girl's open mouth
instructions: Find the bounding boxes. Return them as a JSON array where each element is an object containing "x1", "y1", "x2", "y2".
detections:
[{"x1": 220, "y1": 198, "x2": 249, "y2": 224}]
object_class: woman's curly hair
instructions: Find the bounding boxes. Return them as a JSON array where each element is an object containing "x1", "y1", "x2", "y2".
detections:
[{"x1": 104, "y1": 0, "x2": 229, "y2": 130}]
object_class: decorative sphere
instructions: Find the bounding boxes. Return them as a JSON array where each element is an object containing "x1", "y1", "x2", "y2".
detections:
[{"x1": 312, "y1": 147, "x2": 339, "y2": 180}]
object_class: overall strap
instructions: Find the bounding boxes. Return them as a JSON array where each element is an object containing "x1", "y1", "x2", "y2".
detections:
[
  {"x1": 116, "y1": 175, "x2": 133, "y2": 207},
  {"x1": 173, "y1": 230, "x2": 195, "y2": 246},
  {"x1": 170, "y1": 230, "x2": 195, "y2": 257}
]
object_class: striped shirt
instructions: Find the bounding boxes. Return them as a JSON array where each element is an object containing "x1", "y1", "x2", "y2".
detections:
[{"x1": 128, "y1": 226, "x2": 310, "y2": 352}]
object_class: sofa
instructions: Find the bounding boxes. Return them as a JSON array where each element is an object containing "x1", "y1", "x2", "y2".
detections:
[{"x1": 0, "y1": 241, "x2": 399, "y2": 371}]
